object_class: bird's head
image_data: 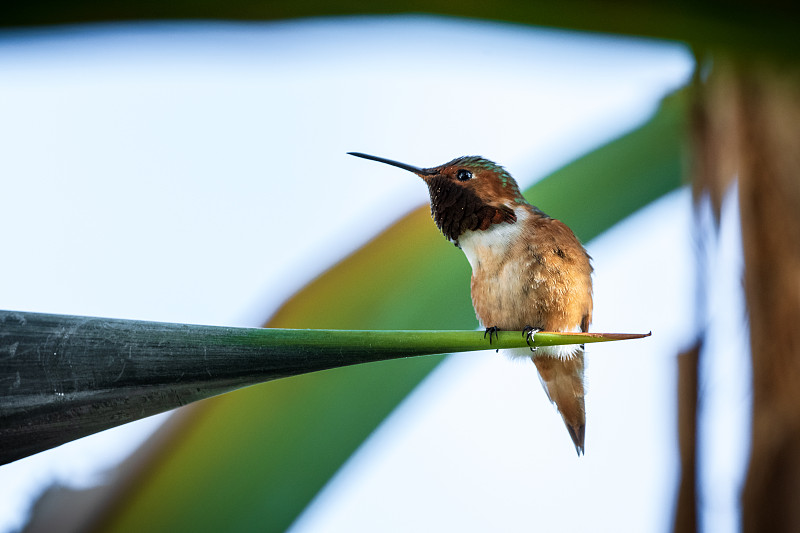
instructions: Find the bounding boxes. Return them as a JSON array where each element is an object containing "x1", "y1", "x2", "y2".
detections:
[{"x1": 349, "y1": 152, "x2": 527, "y2": 243}]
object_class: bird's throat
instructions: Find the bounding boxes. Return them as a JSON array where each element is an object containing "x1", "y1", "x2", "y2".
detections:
[{"x1": 426, "y1": 176, "x2": 517, "y2": 244}]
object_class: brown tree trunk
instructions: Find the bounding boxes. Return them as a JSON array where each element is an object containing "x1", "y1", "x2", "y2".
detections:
[
  {"x1": 686, "y1": 56, "x2": 800, "y2": 532},
  {"x1": 738, "y1": 61, "x2": 800, "y2": 533},
  {"x1": 674, "y1": 343, "x2": 700, "y2": 533}
]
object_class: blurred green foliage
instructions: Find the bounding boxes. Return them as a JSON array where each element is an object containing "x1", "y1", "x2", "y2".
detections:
[{"x1": 3, "y1": 1, "x2": 797, "y2": 58}]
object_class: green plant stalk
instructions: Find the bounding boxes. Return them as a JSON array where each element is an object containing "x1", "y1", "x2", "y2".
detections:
[{"x1": 0, "y1": 309, "x2": 647, "y2": 465}]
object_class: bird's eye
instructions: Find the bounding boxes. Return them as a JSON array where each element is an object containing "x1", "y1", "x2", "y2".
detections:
[{"x1": 456, "y1": 169, "x2": 473, "y2": 181}]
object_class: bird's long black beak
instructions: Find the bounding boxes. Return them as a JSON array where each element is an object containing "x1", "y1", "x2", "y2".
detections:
[{"x1": 348, "y1": 152, "x2": 436, "y2": 176}]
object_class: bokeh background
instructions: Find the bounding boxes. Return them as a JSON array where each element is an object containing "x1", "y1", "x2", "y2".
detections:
[{"x1": 2, "y1": 3, "x2": 781, "y2": 532}]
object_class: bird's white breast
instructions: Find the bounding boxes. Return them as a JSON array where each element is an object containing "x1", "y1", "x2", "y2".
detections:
[{"x1": 458, "y1": 206, "x2": 528, "y2": 272}]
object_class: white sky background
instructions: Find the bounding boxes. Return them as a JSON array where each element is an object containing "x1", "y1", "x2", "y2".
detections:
[{"x1": 0, "y1": 16, "x2": 747, "y2": 533}]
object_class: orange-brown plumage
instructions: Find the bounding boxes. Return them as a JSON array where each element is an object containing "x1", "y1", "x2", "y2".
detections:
[
  {"x1": 468, "y1": 211, "x2": 592, "y2": 333},
  {"x1": 348, "y1": 152, "x2": 594, "y2": 455},
  {"x1": 465, "y1": 205, "x2": 592, "y2": 455}
]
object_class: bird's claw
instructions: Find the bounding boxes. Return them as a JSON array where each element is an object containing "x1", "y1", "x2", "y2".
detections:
[
  {"x1": 522, "y1": 326, "x2": 541, "y2": 352},
  {"x1": 484, "y1": 326, "x2": 500, "y2": 347}
]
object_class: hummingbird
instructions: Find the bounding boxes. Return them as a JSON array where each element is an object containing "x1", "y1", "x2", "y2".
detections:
[{"x1": 349, "y1": 152, "x2": 593, "y2": 455}]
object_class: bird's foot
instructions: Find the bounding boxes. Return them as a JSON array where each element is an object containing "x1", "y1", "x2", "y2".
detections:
[
  {"x1": 484, "y1": 326, "x2": 501, "y2": 353},
  {"x1": 522, "y1": 326, "x2": 541, "y2": 352}
]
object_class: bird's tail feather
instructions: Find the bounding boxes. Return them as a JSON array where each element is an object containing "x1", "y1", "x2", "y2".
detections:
[{"x1": 533, "y1": 350, "x2": 586, "y2": 455}]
